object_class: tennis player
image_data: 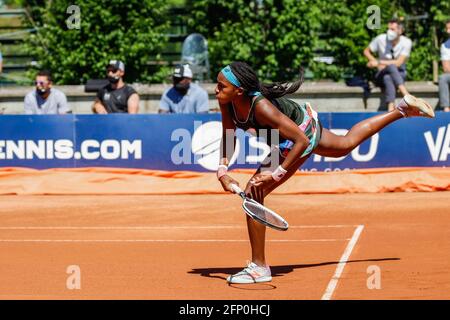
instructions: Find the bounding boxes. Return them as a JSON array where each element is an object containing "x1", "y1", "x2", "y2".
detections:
[{"x1": 216, "y1": 61, "x2": 434, "y2": 284}]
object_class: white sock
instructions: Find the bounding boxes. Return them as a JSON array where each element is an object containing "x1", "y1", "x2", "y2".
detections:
[
  {"x1": 396, "y1": 98, "x2": 409, "y2": 117},
  {"x1": 396, "y1": 97, "x2": 409, "y2": 109}
]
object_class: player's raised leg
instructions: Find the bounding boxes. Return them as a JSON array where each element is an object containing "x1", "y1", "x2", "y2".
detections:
[{"x1": 314, "y1": 94, "x2": 434, "y2": 158}]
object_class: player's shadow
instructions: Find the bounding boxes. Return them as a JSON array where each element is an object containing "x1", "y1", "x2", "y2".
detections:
[{"x1": 188, "y1": 257, "x2": 400, "y2": 281}]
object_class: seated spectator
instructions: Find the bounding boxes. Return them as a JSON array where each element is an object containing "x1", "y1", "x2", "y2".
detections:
[
  {"x1": 93, "y1": 60, "x2": 139, "y2": 114},
  {"x1": 24, "y1": 70, "x2": 71, "y2": 114},
  {"x1": 364, "y1": 18, "x2": 413, "y2": 111},
  {"x1": 439, "y1": 20, "x2": 450, "y2": 112},
  {"x1": 159, "y1": 64, "x2": 209, "y2": 114}
]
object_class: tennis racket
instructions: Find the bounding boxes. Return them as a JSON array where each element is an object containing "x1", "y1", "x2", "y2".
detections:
[{"x1": 230, "y1": 184, "x2": 289, "y2": 231}]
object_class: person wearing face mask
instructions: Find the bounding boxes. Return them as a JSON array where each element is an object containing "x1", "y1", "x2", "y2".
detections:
[
  {"x1": 158, "y1": 64, "x2": 209, "y2": 114},
  {"x1": 24, "y1": 70, "x2": 71, "y2": 114},
  {"x1": 438, "y1": 20, "x2": 450, "y2": 112},
  {"x1": 364, "y1": 18, "x2": 413, "y2": 111},
  {"x1": 92, "y1": 60, "x2": 139, "y2": 114}
]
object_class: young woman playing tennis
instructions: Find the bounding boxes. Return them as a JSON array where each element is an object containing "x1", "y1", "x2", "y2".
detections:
[{"x1": 215, "y1": 61, "x2": 434, "y2": 284}]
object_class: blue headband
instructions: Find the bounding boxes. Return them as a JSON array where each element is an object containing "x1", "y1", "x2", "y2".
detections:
[
  {"x1": 220, "y1": 65, "x2": 262, "y2": 97},
  {"x1": 221, "y1": 65, "x2": 241, "y2": 87}
]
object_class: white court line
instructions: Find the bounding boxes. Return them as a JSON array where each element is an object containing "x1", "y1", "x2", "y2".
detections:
[
  {"x1": 321, "y1": 225, "x2": 364, "y2": 300},
  {"x1": 0, "y1": 225, "x2": 358, "y2": 230},
  {"x1": 0, "y1": 239, "x2": 350, "y2": 243}
]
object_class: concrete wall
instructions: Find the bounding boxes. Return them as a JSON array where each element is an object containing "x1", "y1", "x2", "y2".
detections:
[{"x1": 0, "y1": 81, "x2": 441, "y2": 114}]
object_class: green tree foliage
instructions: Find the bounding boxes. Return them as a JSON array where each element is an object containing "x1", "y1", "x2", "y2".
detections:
[
  {"x1": 22, "y1": 0, "x2": 170, "y2": 84},
  {"x1": 21, "y1": 0, "x2": 450, "y2": 84},
  {"x1": 187, "y1": 0, "x2": 321, "y2": 81},
  {"x1": 399, "y1": 0, "x2": 450, "y2": 81},
  {"x1": 187, "y1": 0, "x2": 450, "y2": 82},
  {"x1": 309, "y1": 0, "x2": 395, "y2": 81}
]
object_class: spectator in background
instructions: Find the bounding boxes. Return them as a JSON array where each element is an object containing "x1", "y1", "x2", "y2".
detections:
[
  {"x1": 24, "y1": 70, "x2": 71, "y2": 114},
  {"x1": 364, "y1": 18, "x2": 413, "y2": 111},
  {"x1": 438, "y1": 20, "x2": 450, "y2": 112},
  {"x1": 159, "y1": 64, "x2": 209, "y2": 114},
  {"x1": 93, "y1": 60, "x2": 139, "y2": 114}
]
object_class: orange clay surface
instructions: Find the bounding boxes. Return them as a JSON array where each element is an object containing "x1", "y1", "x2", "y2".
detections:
[{"x1": 0, "y1": 192, "x2": 449, "y2": 300}]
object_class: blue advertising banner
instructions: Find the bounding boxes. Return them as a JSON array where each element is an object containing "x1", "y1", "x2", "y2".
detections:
[
  {"x1": 0, "y1": 115, "x2": 76, "y2": 169},
  {"x1": 0, "y1": 113, "x2": 449, "y2": 171}
]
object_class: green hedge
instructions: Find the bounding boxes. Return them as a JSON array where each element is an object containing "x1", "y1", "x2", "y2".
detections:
[
  {"x1": 22, "y1": 0, "x2": 171, "y2": 84},
  {"x1": 186, "y1": 0, "x2": 450, "y2": 82},
  {"x1": 22, "y1": 0, "x2": 450, "y2": 84}
]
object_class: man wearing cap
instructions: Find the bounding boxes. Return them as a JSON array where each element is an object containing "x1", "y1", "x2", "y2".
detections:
[
  {"x1": 158, "y1": 64, "x2": 209, "y2": 114},
  {"x1": 93, "y1": 60, "x2": 139, "y2": 114}
]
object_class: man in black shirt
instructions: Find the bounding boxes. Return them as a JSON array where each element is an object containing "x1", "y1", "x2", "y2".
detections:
[{"x1": 93, "y1": 60, "x2": 139, "y2": 113}]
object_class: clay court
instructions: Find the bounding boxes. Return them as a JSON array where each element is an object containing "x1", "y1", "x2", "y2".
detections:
[{"x1": 1, "y1": 167, "x2": 449, "y2": 300}]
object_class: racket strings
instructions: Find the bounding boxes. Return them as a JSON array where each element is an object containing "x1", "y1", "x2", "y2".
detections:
[{"x1": 243, "y1": 200, "x2": 287, "y2": 228}]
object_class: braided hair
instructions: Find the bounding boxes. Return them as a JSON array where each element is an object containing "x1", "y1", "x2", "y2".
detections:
[{"x1": 229, "y1": 61, "x2": 304, "y2": 100}]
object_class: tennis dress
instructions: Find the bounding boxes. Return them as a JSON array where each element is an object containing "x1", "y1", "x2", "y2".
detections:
[{"x1": 229, "y1": 95, "x2": 322, "y2": 158}]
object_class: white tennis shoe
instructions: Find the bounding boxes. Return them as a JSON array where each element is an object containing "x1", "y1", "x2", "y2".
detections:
[
  {"x1": 396, "y1": 94, "x2": 435, "y2": 118},
  {"x1": 227, "y1": 261, "x2": 272, "y2": 284}
]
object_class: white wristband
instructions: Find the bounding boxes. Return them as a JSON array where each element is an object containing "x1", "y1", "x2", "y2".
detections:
[
  {"x1": 271, "y1": 165, "x2": 287, "y2": 182},
  {"x1": 217, "y1": 165, "x2": 228, "y2": 180}
]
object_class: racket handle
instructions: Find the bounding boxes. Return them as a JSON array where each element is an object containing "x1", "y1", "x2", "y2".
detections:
[{"x1": 230, "y1": 183, "x2": 244, "y2": 195}]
